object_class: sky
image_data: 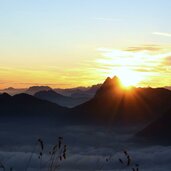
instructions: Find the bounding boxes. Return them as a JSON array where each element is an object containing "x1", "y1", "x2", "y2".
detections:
[{"x1": 0, "y1": 0, "x2": 171, "y2": 88}]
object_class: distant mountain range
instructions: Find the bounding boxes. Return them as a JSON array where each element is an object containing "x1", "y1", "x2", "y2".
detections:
[
  {"x1": 34, "y1": 90, "x2": 91, "y2": 108},
  {"x1": 165, "y1": 86, "x2": 171, "y2": 91},
  {"x1": 0, "y1": 87, "x2": 26, "y2": 95},
  {"x1": 0, "y1": 76, "x2": 171, "y2": 144},
  {"x1": 55, "y1": 84, "x2": 101, "y2": 97},
  {"x1": 0, "y1": 84, "x2": 100, "y2": 107},
  {"x1": 25, "y1": 86, "x2": 52, "y2": 95}
]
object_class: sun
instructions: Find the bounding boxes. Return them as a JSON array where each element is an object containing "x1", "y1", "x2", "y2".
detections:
[{"x1": 110, "y1": 67, "x2": 142, "y2": 87}]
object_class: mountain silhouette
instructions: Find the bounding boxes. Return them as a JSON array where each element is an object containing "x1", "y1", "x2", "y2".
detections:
[
  {"x1": 25, "y1": 86, "x2": 52, "y2": 95},
  {"x1": 1, "y1": 76, "x2": 171, "y2": 126},
  {"x1": 54, "y1": 84, "x2": 100, "y2": 97},
  {"x1": 35, "y1": 90, "x2": 90, "y2": 107},
  {"x1": 0, "y1": 93, "x2": 67, "y2": 121},
  {"x1": 0, "y1": 84, "x2": 100, "y2": 97},
  {"x1": 136, "y1": 107, "x2": 171, "y2": 144},
  {"x1": 70, "y1": 76, "x2": 171, "y2": 125},
  {"x1": 94, "y1": 76, "x2": 122, "y2": 98},
  {"x1": 0, "y1": 87, "x2": 26, "y2": 95}
]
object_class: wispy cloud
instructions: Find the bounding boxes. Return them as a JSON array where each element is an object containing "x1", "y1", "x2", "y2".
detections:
[
  {"x1": 152, "y1": 32, "x2": 171, "y2": 37},
  {"x1": 95, "y1": 47, "x2": 171, "y2": 87},
  {"x1": 125, "y1": 44, "x2": 162, "y2": 52}
]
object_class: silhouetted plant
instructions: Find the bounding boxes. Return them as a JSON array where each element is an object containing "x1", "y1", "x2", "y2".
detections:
[
  {"x1": 48, "y1": 137, "x2": 67, "y2": 171},
  {"x1": 0, "y1": 138, "x2": 141, "y2": 171},
  {"x1": 119, "y1": 150, "x2": 140, "y2": 171},
  {"x1": 0, "y1": 162, "x2": 5, "y2": 171},
  {"x1": 119, "y1": 149, "x2": 131, "y2": 166},
  {"x1": 24, "y1": 137, "x2": 67, "y2": 171}
]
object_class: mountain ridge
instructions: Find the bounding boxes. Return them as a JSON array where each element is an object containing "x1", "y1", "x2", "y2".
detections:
[
  {"x1": 1, "y1": 76, "x2": 171, "y2": 126},
  {"x1": 0, "y1": 93, "x2": 68, "y2": 122},
  {"x1": 69, "y1": 76, "x2": 171, "y2": 125},
  {"x1": 34, "y1": 90, "x2": 91, "y2": 108},
  {"x1": 136, "y1": 107, "x2": 171, "y2": 144}
]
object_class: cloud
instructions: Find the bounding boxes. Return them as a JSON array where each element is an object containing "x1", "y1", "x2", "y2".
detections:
[
  {"x1": 125, "y1": 45, "x2": 162, "y2": 52},
  {"x1": 12, "y1": 82, "x2": 71, "y2": 87},
  {"x1": 163, "y1": 56, "x2": 171, "y2": 65},
  {"x1": 96, "y1": 47, "x2": 171, "y2": 87},
  {"x1": 152, "y1": 32, "x2": 171, "y2": 37},
  {"x1": 0, "y1": 66, "x2": 96, "y2": 89},
  {"x1": 0, "y1": 120, "x2": 171, "y2": 171}
]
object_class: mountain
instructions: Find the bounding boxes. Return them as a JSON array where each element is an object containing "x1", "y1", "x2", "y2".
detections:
[
  {"x1": 0, "y1": 87, "x2": 26, "y2": 95},
  {"x1": 1, "y1": 76, "x2": 171, "y2": 126},
  {"x1": 165, "y1": 86, "x2": 171, "y2": 90},
  {"x1": 0, "y1": 83, "x2": 100, "y2": 98},
  {"x1": 55, "y1": 84, "x2": 100, "y2": 97},
  {"x1": 136, "y1": 107, "x2": 171, "y2": 144},
  {"x1": 69, "y1": 76, "x2": 171, "y2": 125},
  {"x1": 55, "y1": 87, "x2": 88, "y2": 96},
  {"x1": 25, "y1": 86, "x2": 52, "y2": 95},
  {"x1": 35, "y1": 90, "x2": 90, "y2": 108},
  {"x1": 70, "y1": 84, "x2": 101, "y2": 98},
  {"x1": 0, "y1": 93, "x2": 68, "y2": 122}
]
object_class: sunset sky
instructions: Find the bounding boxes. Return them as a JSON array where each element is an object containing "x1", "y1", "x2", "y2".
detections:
[{"x1": 0, "y1": 0, "x2": 171, "y2": 88}]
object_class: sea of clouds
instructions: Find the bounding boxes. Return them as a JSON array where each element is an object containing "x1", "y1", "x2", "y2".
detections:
[{"x1": 0, "y1": 119, "x2": 170, "y2": 171}]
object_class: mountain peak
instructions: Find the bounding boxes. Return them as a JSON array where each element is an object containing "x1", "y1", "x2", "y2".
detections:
[
  {"x1": 101, "y1": 76, "x2": 121, "y2": 89},
  {"x1": 112, "y1": 76, "x2": 121, "y2": 85},
  {"x1": 4, "y1": 87, "x2": 15, "y2": 91},
  {"x1": 95, "y1": 76, "x2": 122, "y2": 97},
  {"x1": 26, "y1": 86, "x2": 52, "y2": 95}
]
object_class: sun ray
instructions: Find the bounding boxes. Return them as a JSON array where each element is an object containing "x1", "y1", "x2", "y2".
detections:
[{"x1": 109, "y1": 67, "x2": 143, "y2": 87}]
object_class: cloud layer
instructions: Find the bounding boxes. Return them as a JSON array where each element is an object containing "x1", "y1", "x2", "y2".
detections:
[
  {"x1": 0, "y1": 119, "x2": 170, "y2": 171},
  {"x1": 153, "y1": 32, "x2": 171, "y2": 37}
]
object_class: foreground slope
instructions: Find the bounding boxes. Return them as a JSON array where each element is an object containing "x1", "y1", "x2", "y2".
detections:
[{"x1": 137, "y1": 107, "x2": 171, "y2": 144}]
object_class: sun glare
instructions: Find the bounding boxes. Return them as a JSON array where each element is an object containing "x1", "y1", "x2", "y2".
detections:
[{"x1": 110, "y1": 67, "x2": 142, "y2": 87}]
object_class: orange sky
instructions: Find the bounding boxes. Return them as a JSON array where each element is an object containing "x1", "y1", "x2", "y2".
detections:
[
  {"x1": 0, "y1": 1, "x2": 171, "y2": 89},
  {"x1": 0, "y1": 44, "x2": 171, "y2": 89}
]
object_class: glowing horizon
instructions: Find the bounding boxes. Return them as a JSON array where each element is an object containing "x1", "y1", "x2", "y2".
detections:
[{"x1": 0, "y1": 0, "x2": 171, "y2": 89}]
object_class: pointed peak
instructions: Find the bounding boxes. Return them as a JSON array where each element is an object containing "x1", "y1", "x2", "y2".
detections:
[
  {"x1": 103, "y1": 76, "x2": 112, "y2": 84},
  {"x1": 102, "y1": 76, "x2": 121, "y2": 89},
  {"x1": 112, "y1": 76, "x2": 121, "y2": 85},
  {"x1": 106, "y1": 76, "x2": 112, "y2": 81},
  {"x1": 112, "y1": 75, "x2": 119, "y2": 80},
  {"x1": 95, "y1": 76, "x2": 122, "y2": 97},
  {"x1": 101, "y1": 77, "x2": 113, "y2": 89}
]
